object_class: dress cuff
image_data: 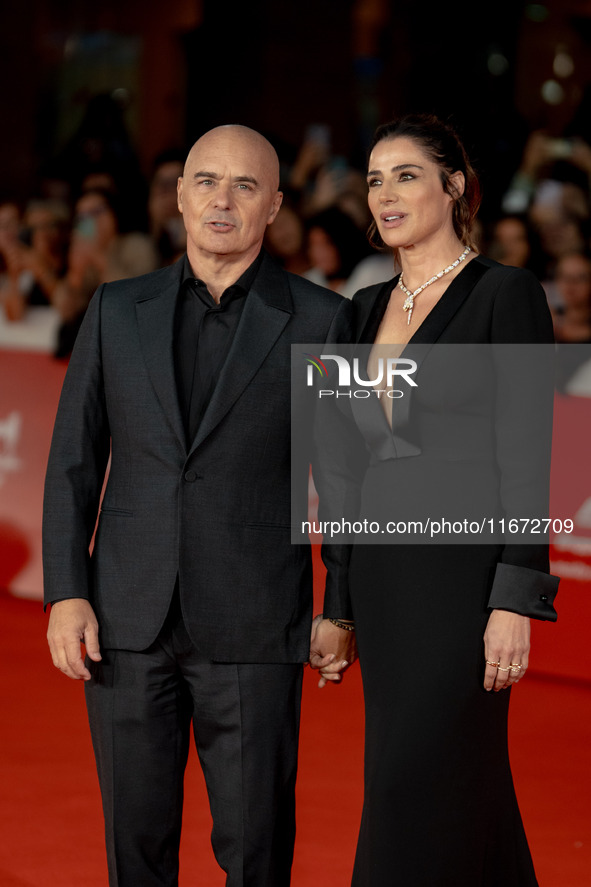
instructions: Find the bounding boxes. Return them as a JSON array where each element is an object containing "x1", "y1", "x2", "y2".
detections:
[{"x1": 487, "y1": 562, "x2": 559, "y2": 621}]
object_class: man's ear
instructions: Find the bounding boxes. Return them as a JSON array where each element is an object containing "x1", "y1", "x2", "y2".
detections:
[
  {"x1": 267, "y1": 190, "x2": 283, "y2": 226},
  {"x1": 177, "y1": 177, "x2": 184, "y2": 213}
]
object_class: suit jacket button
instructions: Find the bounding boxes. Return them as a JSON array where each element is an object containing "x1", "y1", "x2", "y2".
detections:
[{"x1": 184, "y1": 470, "x2": 197, "y2": 482}]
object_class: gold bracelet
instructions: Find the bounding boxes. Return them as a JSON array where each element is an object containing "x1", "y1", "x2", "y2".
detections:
[{"x1": 328, "y1": 618, "x2": 355, "y2": 632}]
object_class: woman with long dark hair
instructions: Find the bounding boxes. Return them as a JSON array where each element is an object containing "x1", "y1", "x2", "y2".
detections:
[{"x1": 326, "y1": 115, "x2": 559, "y2": 886}]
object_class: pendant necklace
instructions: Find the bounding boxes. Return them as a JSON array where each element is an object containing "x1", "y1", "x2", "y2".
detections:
[{"x1": 398, "y1": 246, "x2": 471, "y2": 324}]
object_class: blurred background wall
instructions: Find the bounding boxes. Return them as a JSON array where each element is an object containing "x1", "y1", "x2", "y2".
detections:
[{"x1": 2, "y1": 0, "x2": 591, "y2": 221}]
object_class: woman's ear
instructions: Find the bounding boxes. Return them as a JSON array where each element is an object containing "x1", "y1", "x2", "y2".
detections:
[{"x1": 448, "y1": 170, "x2": 465, "y2": 201}]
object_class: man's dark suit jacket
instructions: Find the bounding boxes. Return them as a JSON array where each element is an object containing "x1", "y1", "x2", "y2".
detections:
[{"x1": 42, "y1": 253, "x2": 352, "y2": 662}]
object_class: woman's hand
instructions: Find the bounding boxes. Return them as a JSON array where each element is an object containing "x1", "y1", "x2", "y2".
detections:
[{"x1": 483, "y1": 609, "x2": 530, "y2": 692}]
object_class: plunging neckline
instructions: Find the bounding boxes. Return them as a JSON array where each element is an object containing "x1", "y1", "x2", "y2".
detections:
[{"x1": 354, "y1": 255, "x2": 491, "y2": 432}]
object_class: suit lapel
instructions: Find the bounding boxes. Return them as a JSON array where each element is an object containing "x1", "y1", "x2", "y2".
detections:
[
  {"x1": 190, "y1": 254, "x2": 293, "y2": 454},
  {"x1": 407, "y1": 256, "x2": 488, "y2": 346},
  {"x1": 135, "y1": 260, "x2": 186, "y2": 449}
]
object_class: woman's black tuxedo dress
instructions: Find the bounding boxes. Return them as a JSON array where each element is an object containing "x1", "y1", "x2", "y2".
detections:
[{"x1": 347, "y1": 256, "x2": 559, "y2": 887}]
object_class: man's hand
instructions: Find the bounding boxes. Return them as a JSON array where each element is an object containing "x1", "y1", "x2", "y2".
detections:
[
  {"x1": 47, "y1": 598, "x2": 101, "y2": 681},
  {"x1": 309, "y1": 615, "x2": 357, "y2": 688}
]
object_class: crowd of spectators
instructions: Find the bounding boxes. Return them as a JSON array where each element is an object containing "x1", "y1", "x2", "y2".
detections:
[{"x1": 2, "y1": 100, "x2": 591, "y2": 359}]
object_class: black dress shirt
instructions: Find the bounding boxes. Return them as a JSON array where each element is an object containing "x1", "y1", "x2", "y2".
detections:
[{"x1": 175, "y1": 252, "x2": 263, "y2": 445}]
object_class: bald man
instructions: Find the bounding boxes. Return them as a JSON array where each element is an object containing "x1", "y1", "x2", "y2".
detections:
[{"x1": 43, "y1": 125, "x2": 355, "y2": 887}]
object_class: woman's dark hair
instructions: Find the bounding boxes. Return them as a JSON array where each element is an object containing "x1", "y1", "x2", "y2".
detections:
[{"x1": 367, "y1": 113, "x2": 481, "y2": 251}]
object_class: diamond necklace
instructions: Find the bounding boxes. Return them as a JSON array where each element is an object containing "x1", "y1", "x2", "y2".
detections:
[{"x1": 398, "y1": 246, "x2": 471, "y2": 324}]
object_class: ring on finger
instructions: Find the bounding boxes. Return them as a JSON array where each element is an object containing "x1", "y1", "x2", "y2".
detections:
[
  {"x1": 486, "y1": 659, "x2": 500, "y2": 668},
  {"x1": 497, "y1": 665, "x2": 511, "y2": 673}
]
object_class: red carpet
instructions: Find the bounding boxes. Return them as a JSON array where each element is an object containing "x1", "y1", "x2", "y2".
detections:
[{"x1": 1, "y1": 572, "x2": 589, "y2": 886}]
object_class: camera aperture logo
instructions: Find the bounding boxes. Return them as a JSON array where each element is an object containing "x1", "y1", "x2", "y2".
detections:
[
  {"x1": 304, "y1": 353, "x2": 329, "y2": 379},
  {"x1": 304, "y1": 353, "x2": 418, "y2": 399}
]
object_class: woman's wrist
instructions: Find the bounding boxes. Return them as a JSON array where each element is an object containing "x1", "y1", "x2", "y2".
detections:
[{"x1": 327, "y1": 617, "x2": 355, "y2": 631}]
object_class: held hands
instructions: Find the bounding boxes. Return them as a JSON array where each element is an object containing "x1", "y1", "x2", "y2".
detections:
[
  {"x1": 47, "y1": 598, "x2": 102, "y2": 681},
  {"x1": 483, "y1": 608, "x2": 530, "y2": 692},
  {"x1": 309, "y1": 614, "x2": 357, "y2": 688}
]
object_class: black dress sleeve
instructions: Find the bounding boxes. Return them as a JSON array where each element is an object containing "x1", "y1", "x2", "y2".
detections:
[{"x1": 487, "y1": 266, "x2": 559, "y2": 620}]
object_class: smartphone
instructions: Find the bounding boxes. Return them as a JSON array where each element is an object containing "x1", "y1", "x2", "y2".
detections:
[
  {"x1": 547, "y1": 138, "x2": 573, "y2": 160},
  {"x1": 75, "y1": 216, "x2": 97, "y2": 239}
]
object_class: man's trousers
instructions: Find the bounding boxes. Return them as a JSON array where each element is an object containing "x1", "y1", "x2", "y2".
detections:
[{"x1": 85, "y1": 593, "x2": 303, "y2": 887}]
